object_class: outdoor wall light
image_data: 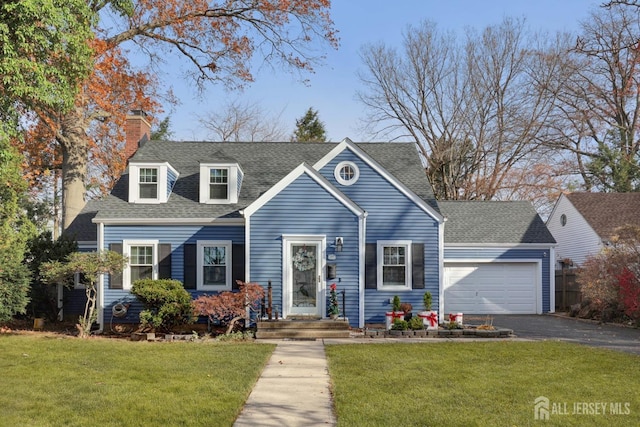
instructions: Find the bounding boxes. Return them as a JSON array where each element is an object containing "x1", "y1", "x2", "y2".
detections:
[{"x1": 335, "y1": 237, "x2": 343, "y2": 252}]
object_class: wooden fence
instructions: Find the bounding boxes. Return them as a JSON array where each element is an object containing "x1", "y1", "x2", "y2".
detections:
[{"x1": 555, "y1": 269, "x2": 582, "y2": 311}]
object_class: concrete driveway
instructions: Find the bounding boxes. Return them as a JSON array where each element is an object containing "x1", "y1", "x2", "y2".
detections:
[{"x1": 489, "y1": 314, "x2": 640, "y2": 355}]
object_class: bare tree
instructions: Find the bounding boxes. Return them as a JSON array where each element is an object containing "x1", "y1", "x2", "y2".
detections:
[
  {"x1": 358, "y1": 18, "x2": 566, "y2": 203},
  {"x1": 546, "y1": 5, "x2": 640, "y2": 192},
  {"x1": 604, "y1": 1, "x2": 640, "y2": 8},
  {"x1": 199, "y1": 99, "x2": 288, "y2": 142}
]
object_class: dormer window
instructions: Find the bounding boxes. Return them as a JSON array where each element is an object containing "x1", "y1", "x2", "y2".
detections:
[
  {"x1": 209, "y1": 168, "x2": 229, "y2": 200},
  {"x1": 129, "y1": 162, "x2": 178, "y2": 203},
  {"x1": 200, "y1": 163, "x2": 242, "y2": 204},
  {"x1": 139, "y1": 168, "x2": 158, "y2": 199}
]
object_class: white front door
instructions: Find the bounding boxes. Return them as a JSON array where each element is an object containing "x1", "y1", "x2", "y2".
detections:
[{"x1": 283, "y1": 236, "x2": 325, "y2": 318}]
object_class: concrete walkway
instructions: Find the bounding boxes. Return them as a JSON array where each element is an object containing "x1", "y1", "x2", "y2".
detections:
[{"x1": 233, "y1": 339, "x2": 336, "y2": 427}]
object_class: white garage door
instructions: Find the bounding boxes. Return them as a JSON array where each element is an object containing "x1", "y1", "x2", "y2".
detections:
[{"x1": 444, "y1": 263, "x2": 537, "y2": 314}]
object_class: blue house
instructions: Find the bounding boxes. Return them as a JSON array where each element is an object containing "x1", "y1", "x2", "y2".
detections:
[{"x1": 66, "y1": 120, "x2": 556, "y2": 329}]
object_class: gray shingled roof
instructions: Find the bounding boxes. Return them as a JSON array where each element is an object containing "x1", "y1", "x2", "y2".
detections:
[
  {"x1": 438, "y1": 200, "x2": 556, "y2": 244},
  {"x1": 66, "y1": 140, "x2": 438, "y2": 240},
  {"x1": 566, "y1": 192, "x2": 640, "y2": 240}
]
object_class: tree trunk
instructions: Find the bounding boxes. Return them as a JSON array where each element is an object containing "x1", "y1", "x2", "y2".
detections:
[{"x1": 59, "y1": 108, "x2": 89, "y2": 231}]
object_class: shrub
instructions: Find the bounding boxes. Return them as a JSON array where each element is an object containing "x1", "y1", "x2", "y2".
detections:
[
  {"x1": 392, "y1": 295, "x2": 401, "y2": 312},
  {"x1": 618, "y1": 268, "x2": 640, "y2": 324},
  {"x1": 577, "y1": 225, "x2": 640, "y2": 323},
  {"x1": 130, "y1": 279, "x2": 195, "y2": 332},
  {"x1": 192, "y1": 281, "x2": 264, "y2": 334},
  {"x1": 423, "y1": 291, "x2": 433, "y2": 311},
  {"x1": 391, "y1": 319, "x2": 408, "y2": 330},
  {"x1": 0, "y1": 263, "x2": 31, "y2": 323},
  {"x1": 408, "y1": 316, "x2": 424, "y2": 330},
  {"x1": 577, "y1": 253, "x2": 620, "y2": 316}
]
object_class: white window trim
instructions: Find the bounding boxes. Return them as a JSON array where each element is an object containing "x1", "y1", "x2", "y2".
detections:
[
  {"x1": 128, "y1": 162, "x2": 177, "y2": 204},
  {"x1": 123, "y1": 240, "x2": 159, "y2": 290},
  {"x1": 377, "y1": 240, "x2": 412, "y2": 291},
  {"x1": 199, "y1": 163, "x2": 241, "y2": 204},
  {"x1": 73, "y1": 272, "x2": 86, "y2": 289},
  {"x1": 334, "y1": 160, "x2": 360, "y2": 186},
  {"x1": 197, "y1": 240, "x2": 232, "y2": 291}
]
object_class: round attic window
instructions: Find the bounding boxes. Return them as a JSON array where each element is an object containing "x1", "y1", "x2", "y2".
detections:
[
  {"x1": 560, "y1": 214, "x2": 567, "y2": 227},
  {"x1": 335, "y1": 161, "x2": 359, "y2": 186}
]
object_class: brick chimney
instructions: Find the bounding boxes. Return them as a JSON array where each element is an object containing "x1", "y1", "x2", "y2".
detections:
[{"x1": 125, "y1": 110, "x2": 151, "y2": 160}]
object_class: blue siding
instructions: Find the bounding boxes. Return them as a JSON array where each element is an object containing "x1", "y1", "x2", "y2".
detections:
[
  {"x1": 167, "y1": 167, "x2": 178, "y2": 198},
  {"x1": 237, "y1": 169, "x2": 244, "y2": 196},
  {"x1": 444, "y1": 247, "x2": 552, "y2": 313},
  {"x1": 63, "y1": 288, "x2": 88, "y2": 318},
  {"x1": 319, "y1": 149, "x2": 441, "y2": 324},
  {"x1": 101, "y1": 224, "x2": 245, "y2": 324},
  {"x1": 249, "y1": 173, "x2": 361, "y2": 325}
]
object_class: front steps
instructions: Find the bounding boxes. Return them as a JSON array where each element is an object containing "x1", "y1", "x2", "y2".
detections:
[{"x1": 255, "y1": 319, "x2": 350, "y2": 339}]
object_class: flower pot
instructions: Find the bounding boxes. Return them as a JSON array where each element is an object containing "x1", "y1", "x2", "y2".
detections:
[
  {"x1": 330, "y1": 313, "x2": 339, "y2": 320},
  {"x1": 448, "y1": 312, "x2": 463, "y2": 326},
  {"x1": 419, "y1": 310, "x2": 439, "y2": 330},
  {"x1": 385, "y1": 311, "x2": 405, "y2": 330}
]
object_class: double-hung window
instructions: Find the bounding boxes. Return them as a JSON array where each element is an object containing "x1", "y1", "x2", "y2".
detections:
[
  {"x1": 197, "y1": 241, "x2": 232, "y2": 290},
  {"x1": 209, "y1": 168, "x2": 228, "y2": 200},
  {"x1": 138, "y1": 168, "x2": 158, "y2": 199},
  {"x1": 123, "y1": 240, "x2": 158, "y2": 289},
  {"x1": 377, "y1": 240, "x2": 412, "y2": 290}
]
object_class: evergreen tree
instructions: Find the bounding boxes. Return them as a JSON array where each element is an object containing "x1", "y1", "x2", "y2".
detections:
[
  {"x1": 0, "y1": 141, "x2": 36, "y2": 322},
  {"x1": 292, "y1": 107, "x2": 327, "y2": 142}
]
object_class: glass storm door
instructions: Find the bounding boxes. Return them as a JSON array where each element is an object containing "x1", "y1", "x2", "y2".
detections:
[{"x1": 286, "y1": 238, "x2": 323, "y2": 317}]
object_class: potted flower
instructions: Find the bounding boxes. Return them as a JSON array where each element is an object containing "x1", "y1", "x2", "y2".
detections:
[
  {"x1": 418, "y1": 291, "x2": 438, "y2": 330},
  {"x1": 385, "y1": 295, "x2": 405, "y2": 330},
  {"x1": 328, "y1": 283, "x2": 339, "y2": 319}
]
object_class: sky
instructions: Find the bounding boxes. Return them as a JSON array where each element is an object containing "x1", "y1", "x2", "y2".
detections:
[{"x1": 164, "y1": 0, "x2": 605, "y2": 142}]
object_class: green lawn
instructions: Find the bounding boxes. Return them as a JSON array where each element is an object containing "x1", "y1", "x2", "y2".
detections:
[
  {"x1": 325, "y1": 341, "x2": 640, "y2": 427},
  {"x1": 0, "y1": 335, "x2": 274, "y2": 427}
]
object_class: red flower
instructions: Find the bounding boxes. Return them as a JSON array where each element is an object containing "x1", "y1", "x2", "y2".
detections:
[{"x1": 330, "y1": 283, "x2": 337, "y2": 291}]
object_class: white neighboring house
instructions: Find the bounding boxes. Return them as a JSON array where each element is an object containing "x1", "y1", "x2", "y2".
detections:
[{"x1": 547, "y1": 192, "x2": 640, "y2": 269}]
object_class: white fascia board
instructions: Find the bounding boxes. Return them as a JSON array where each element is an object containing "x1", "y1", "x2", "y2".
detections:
[
  {"x1": 313, "y1": 139, "x2": 443, "y2": 223},
  {"x1": 545, "y1": 193, "x2": 566, "y2": 226},
  {"x1": 92, "y1": 217, "x2": 245, "y2": 226},
  {"x1": 242, "y1": 162, "x2": 366, "y2": 218}
]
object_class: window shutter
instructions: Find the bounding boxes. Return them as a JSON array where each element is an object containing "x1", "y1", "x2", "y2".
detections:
[
  {"x1": 365, "y1": 243, "x2": 377, "y2": 289},
  {"x1": 412, "y1": 243, "x2": 425, "y2": 289},
  {"x1": 232, "y1": 244, "x2": 245, "y2": 290},
  {"x1": 109, "y1": 243, "x2": 123, "y2": 289},
  {"x1": 183, "y1": 243, "x2": 196, "y2": 289},
  {"x1": 158, "y1": 244, "x2": 172, "y2": 279}
]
